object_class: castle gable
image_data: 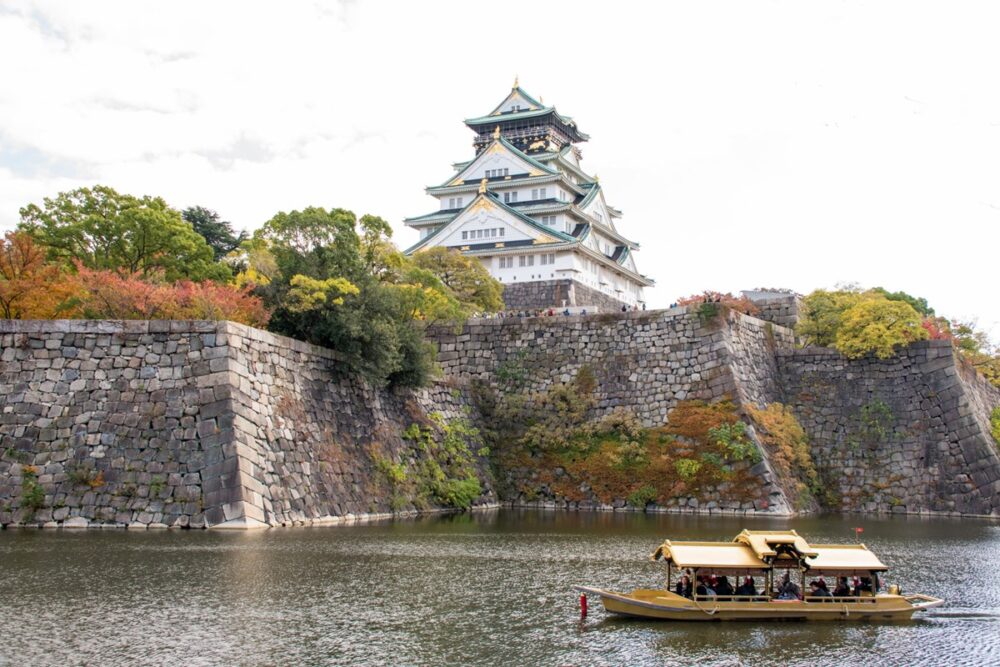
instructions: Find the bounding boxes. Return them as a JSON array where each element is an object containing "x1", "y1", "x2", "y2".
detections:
[{"x1": 442, "y1": 137, "x2": 554, "y2": 187}]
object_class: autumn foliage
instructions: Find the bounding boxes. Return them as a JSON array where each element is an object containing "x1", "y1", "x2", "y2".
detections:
[
  {"x1": 0, "y1": 231, "x2": 268, "y2": 326},
  {"x1": 68, "y1": 266, "x2": 270, "y2": 326},
  {"x1": 676, "y1": 291, "x2": 760, "y2": 316}
]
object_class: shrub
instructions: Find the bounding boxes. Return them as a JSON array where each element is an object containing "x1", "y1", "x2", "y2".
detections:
[
  {"x1": 746, "y1": 403, "x2": 820, "y2": 508},
  {"x1": 991, "y1": 407, "x2": 1000, "y2": 446},
  {"x1": 434, "y1": 476, "x2": 482, "y2": 509},
  {"x1": 676, "y1": 292, "x2": 759, "y2": 316},
  {"x1": 627, "y1": 485, "x2": 658, "y2": 508},
  {"x1": 674, "y1": 458, "x2": 702, "y2": 481},
  {"x1": 707, "y1": 421, "x2": 762, "y2": 464}
]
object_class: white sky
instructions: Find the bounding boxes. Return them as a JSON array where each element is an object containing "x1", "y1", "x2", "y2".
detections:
[{"x1": 1, "y1": 1, "x2": 998, "y2": 338}]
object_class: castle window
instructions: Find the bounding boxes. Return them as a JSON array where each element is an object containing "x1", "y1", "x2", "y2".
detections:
[
  {"x1": 457, "y1": 197, "x2": 463, "y2": 208},
  {"x1": 518, "y1": 255, "x2": 534, "y2": 267},
  {"x1": 499, "y1": 228, "x2": 505, "y2": 237},
  {"x1": 462, "y1": 231, "x2": 468, "y2": 240},
  {"x1": 504, "y1": 191, "x2": 518, "y2": 203}
]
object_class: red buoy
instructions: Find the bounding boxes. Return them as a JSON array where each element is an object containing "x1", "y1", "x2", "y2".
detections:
[{"x1": 580, "y1": 592, "x2": 588, "y2": 618}]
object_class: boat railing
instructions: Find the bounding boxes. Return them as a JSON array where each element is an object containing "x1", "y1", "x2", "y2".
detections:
[{"x1": 690, "y1": 594, "x2": 880, "y2": 604}]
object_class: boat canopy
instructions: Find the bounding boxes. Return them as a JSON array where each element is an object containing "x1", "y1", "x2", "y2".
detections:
[
  {"x1": 651, "y1": 532, "x2": 889, "y2": 575},
  {"x1": 804, "y1": 545, "x2": 888, "y2": 574},
  {"x1": 650, "y1": 541, "x2": 770, "y2": 571},
  {"x1": 733, "y1": 529, "x2": 818, "y2": 559}
]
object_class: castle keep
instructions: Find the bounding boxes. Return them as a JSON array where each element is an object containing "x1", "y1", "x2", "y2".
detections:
[{"x1": 404, "y1": 80, "x2": 652, "y2": 311}]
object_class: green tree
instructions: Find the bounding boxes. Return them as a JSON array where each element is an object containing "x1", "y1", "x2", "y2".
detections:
[
  {"x1": 870, "y1": 287, "x2": 935, "y2": 316},
  {"x1": 255, "y1": 206, "x2": 461, "y2": 387},
  {"x1": 834, "y1": 298, "x2": 929, "y2": 359},
  {"x1": 411, "y1": 246, "x2": 504, "y2": 313},
  {"x1": 796, "y1": 289, "x2": 865, "y2": 347},
  {"x1": 18, "y1": 185, "x2": 227, "y2": 281},
  {"x1": 182, "y1": 206, "x2": 247, "y2": 260}
]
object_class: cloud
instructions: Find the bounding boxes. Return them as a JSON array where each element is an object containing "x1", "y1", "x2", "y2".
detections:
[{"x1": 0, "y1": 0, "x2": 998, "y2": 340}]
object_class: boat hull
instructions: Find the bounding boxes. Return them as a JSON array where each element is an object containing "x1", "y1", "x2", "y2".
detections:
[{"x1": 575, "y1": 587, "x2": 942, "y2": 622}]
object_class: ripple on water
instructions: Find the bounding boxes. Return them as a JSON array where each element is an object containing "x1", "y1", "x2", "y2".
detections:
[{"x1": 0, "y1": 512, "x2": 998, "y2": 666}]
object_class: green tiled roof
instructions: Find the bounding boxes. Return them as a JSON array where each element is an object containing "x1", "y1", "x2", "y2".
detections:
[
  {"x1": 404, "y1": 191, "x2": 575, "y2": 255},
  {"x1": 486, "y1": 85, "x2": 545, "y2": 116},
  {"x1": 403, "y1": 210, "x2": 458, "y2": 225},
  {"x1": 433, "y1": 135, "x2": 557, "y2": 188}
]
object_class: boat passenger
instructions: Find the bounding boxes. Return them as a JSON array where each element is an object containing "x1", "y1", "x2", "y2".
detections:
[
  {"x1": 675, "y1": 574, "x2": 693, "y2": 599},
  {"x1": 857, "y1": 576, "x2": 874, "y2": 596},
  {"x1": 735, "y1": 576, "x2": 757, "y2": 599},
  {"x1": 833, "y1": 577, "x2": 851, "y2": 597},
  {"x1": 715, "y1": 575, "x2": 734, "y2": 597},
  {"x1": 809, "y1": 581, "x2": 833, "y2": 600},
  {"x1": 695, "y1": 575, "x2": 716, "y2": 598},
  {"x1": 776, "y1": 573, "x2": 801, "y2": 600}
]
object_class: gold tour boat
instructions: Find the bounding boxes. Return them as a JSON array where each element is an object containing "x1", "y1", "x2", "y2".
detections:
[{"x1": 575, "y1": 530, "x2": 943, "y2": 621}]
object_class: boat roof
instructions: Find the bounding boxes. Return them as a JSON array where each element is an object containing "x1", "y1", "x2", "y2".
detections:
[
  {"x1": 805, "y1": 545, "x2": 888, "y2": 573},
  {"x1": 651, "y1": 541, "x2": 770, "y2": 571},
  {"x1": 734, "y1": 529, "x2": 818, "y2": 559},
  {"x1": 651, "y1": 532, "x2": 888, "y2": 573}
]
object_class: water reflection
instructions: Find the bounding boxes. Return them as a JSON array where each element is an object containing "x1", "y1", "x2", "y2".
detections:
[{"x1": 1, "y1": 512, "x2": 998, "y2": 666}]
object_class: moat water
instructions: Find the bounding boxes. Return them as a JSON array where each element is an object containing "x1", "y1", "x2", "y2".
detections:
[{"x1": 1, "y1": 511, "x2": 998, "y2": 667}]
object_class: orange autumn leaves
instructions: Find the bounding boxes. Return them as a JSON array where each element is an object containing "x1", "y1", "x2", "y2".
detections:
[{"x1": 0, "y1": 231, "x2": 268, "y2": 326}]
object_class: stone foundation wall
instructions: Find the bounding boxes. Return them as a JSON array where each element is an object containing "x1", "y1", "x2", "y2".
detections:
[
  {"x1": 430, "y1": 308, "x2": 800, "y2": 514},
  {"x1": 3, "y1": 313, "x2": 998, "y2": 525},
  {"x1": 501, "y1": 279, "x2": 629, "y2": 312},
  {"x1": 776, "y1": 341, "x2": 1000, "y2": 516},
  {"x1": 0, "y1": 321, "x2": 493, "y2": 529},
  {"x1": 749, "y1": 295, "x2": 802, "y2": 329}
]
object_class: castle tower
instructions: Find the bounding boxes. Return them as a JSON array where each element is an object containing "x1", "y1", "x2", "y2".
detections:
[{"x1": 403, "y1": 80, "x2": 652, "y2": 311}]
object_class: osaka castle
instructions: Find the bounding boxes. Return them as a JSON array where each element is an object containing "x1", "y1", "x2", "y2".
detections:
[{"x1": 403, "y1": 80, "x2": 653, "y2": 311}]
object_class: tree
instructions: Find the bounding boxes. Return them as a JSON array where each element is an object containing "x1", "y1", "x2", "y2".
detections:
[
  {"x1": 182, "y1": 206, "x2": 247, "y2": 260},
  {"x1": 67, "y1": 266, "x2": 269, "y2": 326},
  {"x1": 411, "y1": 247, "x2": 504, "y2": 313},
  {"x1": 870, "y1": 287, "x2": 935, "y2": 316},
  {"x1": 19, "y1": 185, "x2": 228, "y2": 282},
  {"x1": 0, "y1": 231, "x2": 75, "y2": 319},
  {"x1": 254, "y1": 206, "x2": 459, "y2": 387},
  {"x1": 796, "y1": 289, "x2": 865, "y2": 347},
  {"x1": 834, "y1": 297, "x2": 929, "y2": 359}
]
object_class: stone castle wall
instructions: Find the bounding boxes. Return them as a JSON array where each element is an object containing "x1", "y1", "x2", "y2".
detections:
[
  {"x1": 749, "y1": 294, "x2": 802, "y2": 329},
  {"x1": 0, "y1": 321, "x2": 493, "y2": 529},
  {"x1": 430, "y1": 308, "x2": 799, "y2": 514},
  {"x1": 501, "y1": 279, "x2": 628, "y2": 312},
  {"x1": 3, "y1": 311, "x2": 999, "y2": 527},
  {"x1": 775, "y1": 341, "x2": 1000, "y2": 516}
]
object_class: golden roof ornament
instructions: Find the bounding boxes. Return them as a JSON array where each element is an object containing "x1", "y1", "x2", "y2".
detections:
[
  {"x1": 479, "y1": 178, "x2": 488, "y2": 194},
  {"x1": 493, "y1": 125, "x2": 501, "y2": 140},
  {"x1": 513, "y1": 74, "x2": 519, "y2": 88}
]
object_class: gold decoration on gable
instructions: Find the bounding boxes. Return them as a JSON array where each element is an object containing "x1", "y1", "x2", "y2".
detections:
[{"x1": 469, "y1": 198, "x2": 492, "y2": 214}]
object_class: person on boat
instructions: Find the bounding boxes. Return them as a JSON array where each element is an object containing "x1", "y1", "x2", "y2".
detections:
[
  {"x1": 695, "y1": 575, "x2": 716, "y2": 598},
  {"x1": 833, "y1": 577, "x2": 851, "y2": 597},
  {"x1": 776, "y1": 572, "x2": 801, "y2": 600},
  {"x1": 715, "y1": 575, "x2": 734, "y2": 597},
  {"x1": 674, "y1": 574, "x2": 693, "y2": 599},
  {"x1": 735, "y1": 576, "x2": 757, "y2": 599},
  {"x1": 856, "y1": 576, "x2": 874, "y2": 595},
  {"x1": 809, "y1": 581, "x2": 833, "y2": 600}
]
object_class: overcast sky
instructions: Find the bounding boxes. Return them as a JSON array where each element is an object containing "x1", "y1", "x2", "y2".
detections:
[{"x1": 1, "y1": 1, "x2": 998, "y2": 337}]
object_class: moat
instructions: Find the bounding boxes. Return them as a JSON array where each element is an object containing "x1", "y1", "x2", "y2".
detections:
[{"x1": 2, "y1": 512, "x2": 998, "y2": 667}]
